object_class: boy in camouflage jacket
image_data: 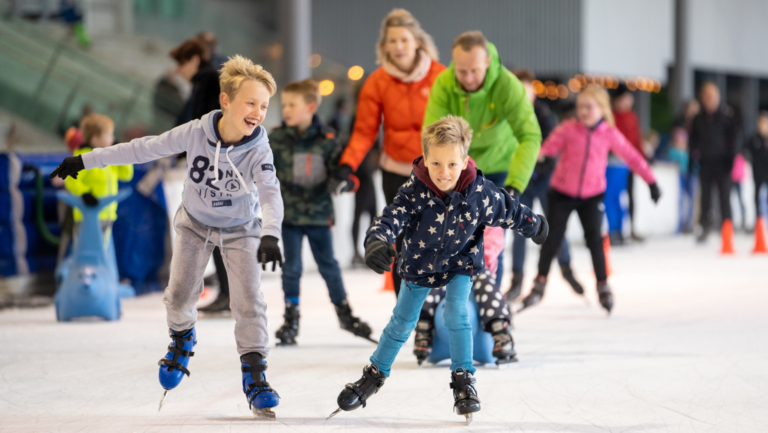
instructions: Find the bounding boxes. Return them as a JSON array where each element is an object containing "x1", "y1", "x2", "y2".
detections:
[{"x1": 271, "y1": 79, "x2": 374, "y2": 346}]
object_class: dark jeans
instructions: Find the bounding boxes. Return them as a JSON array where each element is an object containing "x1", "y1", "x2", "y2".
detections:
[
  {"x1": 381, "y1": 170, "x2": 411, "y2": 297},
  {"x1": 352, "y1": 169, "x2": 377, "y2": 256},
  {"x1": 699, "y1": 161, "x2": 732, "y2": 231},
  {"x1": 538, "y1": 190, "x2": 607, "y2": 282},
  {"x1": 755, "y1": 176, "x2": 768, "y2": 217},
  {"x1": 281, "y1": 223, "x2": 347, "y2": 304},
  {"x1": 512, "y1": 173, "x2": 571, "y2": 273},
  {"x1": 482, "y1": 172, "x2": 509, "y2": 284}
]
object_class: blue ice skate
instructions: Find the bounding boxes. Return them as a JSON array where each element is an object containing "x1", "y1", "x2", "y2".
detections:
[
  {"x1": 157, "y1": 327, "x2": 196, "y2": 411},
  {"x1": 241, "y1": 352, "x2": 280, "y2": 420}
]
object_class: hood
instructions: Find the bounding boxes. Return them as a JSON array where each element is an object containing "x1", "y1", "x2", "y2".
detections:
[
  {"x1": 201, "y1": 110, "x2": 268, "y2": 153},
  {"x1": 412, "y1": 155, "x2": 477, "y2": 201},
  {"x1": 446, "y1": 41, "x2": 502, "y2": 96}
]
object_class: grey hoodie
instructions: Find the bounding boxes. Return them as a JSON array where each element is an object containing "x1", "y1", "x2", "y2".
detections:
[{"x1": 81, "y1": 110, "x2": 283, "y2": 237}]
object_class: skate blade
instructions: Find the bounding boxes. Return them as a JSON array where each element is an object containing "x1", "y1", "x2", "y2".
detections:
[
  {"x1": 252, "y1": 407, "x2": 276, "y2": 420},
  {"x1": 464, "y1": 413, "x2": 473, "y2": 425},
  {"x1": 496, "y1": 357, "x2": 519, "y2": 368},
  {"x1": 158, "y1": 390, "x2": 169, "y2": 412},
  {"x1": 361, "y1": 336, "x2": 378, "y2": 344},
  {"x1": 326, "y1": 407, "x2": 343, "y2": 420}
]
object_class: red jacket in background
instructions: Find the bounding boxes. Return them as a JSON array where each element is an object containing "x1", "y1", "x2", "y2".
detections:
[{"x1": 613, "y1": 110, "x2": 643, "y2": 156}]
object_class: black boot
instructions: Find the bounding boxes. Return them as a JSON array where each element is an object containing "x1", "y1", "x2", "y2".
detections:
[
  {"x1": 413, "y1": 320, "x2": 433, "y2": 366},
  {"x1": 519, "y1": 275, "x2": 547, "y2": 312},
  {"x1": 560, "y1": 264, "x2": 584, "y2": 295},
  {"x1": 335, "y1": 299, "x2": 376, "y2": 343},
  {"x1": 505, "y1": 271, "x2": 523, "y2": 302},
  {"x1": 275, "y1": 301, "x2": 299, "y2": 346},
  {"x1": 450, "y1": 368, "x2": 481, "y2": 424},
  {"x1": 597, "y1": 281, "x2": 613, "y2": 314},
  {"x1": 488, "y1": 319, "x2": 517, "y2": 364},
  {"x1": 337, "y1": 364, "x2": 387, "y2": 411},
  {"x1": 198, "y1": 294, "x2": 231, "y2": 314}
]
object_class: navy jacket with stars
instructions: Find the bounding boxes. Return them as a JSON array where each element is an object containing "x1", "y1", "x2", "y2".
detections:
[{"x1": 365, "y1": 156, "x2": 541, "y2": 289}]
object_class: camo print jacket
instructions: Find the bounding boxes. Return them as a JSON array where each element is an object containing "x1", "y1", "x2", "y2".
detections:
[{"x1": 271, "y1": 116, "x2": 344, "y2": 226}]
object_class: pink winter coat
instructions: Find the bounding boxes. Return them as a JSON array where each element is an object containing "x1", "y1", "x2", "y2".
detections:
[{"x1": 541, "y1": 119, "x2": 656, "y2": 199}]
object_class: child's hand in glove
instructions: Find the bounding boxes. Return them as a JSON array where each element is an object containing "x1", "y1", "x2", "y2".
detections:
[
  {"x1": 364, "y1": 240, "x2": 396, "y2": 274},
  {"x1": 258, "y1": 235, "x2": 283, "y2": 271},
  {"x1": 531, "y1": 214, "x2": 549, "y2": 245},
  {"x1": 649, "y1": 183, "x2": 661, "y2": 204}
]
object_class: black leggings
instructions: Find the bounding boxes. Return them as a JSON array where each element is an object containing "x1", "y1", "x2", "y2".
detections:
[
  {"x1": 381, "y1": 170, "x2": 410, "y2": 297},
  {"x1": 352, "y1": 170, "x2": 377, "y2": 254},
  {"x1": 538, "y1": 190, "x2": 607, "y2": 282}
]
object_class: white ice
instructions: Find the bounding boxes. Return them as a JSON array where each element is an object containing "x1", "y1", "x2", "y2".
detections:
[{"x1": 1, "y1": 235, "x2": 766, "y2": 432}]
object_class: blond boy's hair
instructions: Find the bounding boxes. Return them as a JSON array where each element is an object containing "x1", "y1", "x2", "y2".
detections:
[
  {"x1": 579, "y1": 85, "x2": 615, "y2": 127},
  {"x1": 80, "y1": 113, "x2": 114, "y2": 145},
  {"x1": 422, "y1": 115, "x2": 473, "y2": 157},
  {"x1": 453, "y1": 31, "x2": 488, "y2": 53},
  {"x1": 283, "y1": 79, "x2": 321, "y2": 106},
  {"x1": 219, "y1": 55, "x2": 277, "y2": 100}
]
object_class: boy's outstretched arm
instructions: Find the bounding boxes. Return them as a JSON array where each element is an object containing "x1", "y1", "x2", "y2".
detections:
[
  {"x1": 483, "y1": 181, "x2": 548, "y2": 245},
  {"x1": 252, "y1": 148, "x2": 285, "y2": 271},
  {"x1": 50, "y1": 121, "x2": 198, "y2": 179},
  {"x1": 363, "y1": 180, "x2": 417, "y2": 273}
]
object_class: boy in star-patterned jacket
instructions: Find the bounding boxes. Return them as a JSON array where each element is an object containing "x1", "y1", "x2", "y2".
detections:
[{"x1": 331, "y1": 116, "x2": 548, "y2": 420}]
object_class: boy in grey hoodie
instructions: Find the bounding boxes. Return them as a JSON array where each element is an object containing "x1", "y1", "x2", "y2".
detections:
[{"x1": 50, "y1": 55, "x2": 284, "y2": 419}]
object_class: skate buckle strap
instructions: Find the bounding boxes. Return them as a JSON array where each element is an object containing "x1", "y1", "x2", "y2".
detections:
[
  {"x1": 241, "y1": 361, "x2": 268, "y2": 374},
  {"x1": 246, "y1": 381, "x2": 279, "y2": 410},
  {"x1": 158, "y1": 358, "x2": 191, "y2": 376},
  {"x1": 450, "y1": 373, "x2": 477, "y2": 389},
  {"x1": 158, "y1": 331, "x2": 195, "y2": 374}
]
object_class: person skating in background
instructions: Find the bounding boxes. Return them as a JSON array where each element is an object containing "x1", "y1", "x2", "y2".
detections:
[
  {"x1": 730, "y1": 153, "x2": 747, "y2": 232},
  {"x1": 423, "y1": 31, "x2": 542, "y2": 288},
  {"x1": 520, "y1": 85, "x2": 661, "y2": 314},
  {"x1": 668, "y1": 128, "x2": 696, "y2": 234},
  {"x1": 745, "y1": 111, "x2": 768, "y2": 237},
  {"x1": 270, "y1": 79, "x2": 374, "y2": 346},
  {"x1": 49, "y1": 56, "x2": 284, "y2": 419},
  {"x1": 328, "y1": 116, "x2": 547, "y2": 423},
  {"x1": 612, "y1": 85, "x2": 646, "y2": 243},
  {"x1": 336, "y1": 8, "x2": 445, "y2": 296},
  {"x1": 507, "y1": 69, "x2": 583, "y2": 302},
  {"x1": 689, "y1": 82, "x2": 740, "y2": 244}
]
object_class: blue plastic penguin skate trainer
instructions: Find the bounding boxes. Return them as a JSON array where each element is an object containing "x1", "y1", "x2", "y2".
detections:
[
  {"x1": 241, "y1": 352, "x2": 279, "y2": 420},
  {"x1": 428, "y1": 295, "x2": 496, "y2": 366},
  {"x1": 157, "y1": 327, "x2": 197, "y2": 411},
  {"x1": 54, "y1": 188, "x2": 132, "y2": 322}
]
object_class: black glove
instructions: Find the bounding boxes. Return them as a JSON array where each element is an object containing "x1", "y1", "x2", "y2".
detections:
[
  {"x1": 504, "y1": 186, "x2": 522, "y2": 198},
  {"x1": 82, "y1": 192, "x2": 99, "y2": 207},
  {"x1": 49, "y1": 155, "x2": 85, "y2": 180},
  {"x1": 531, "y1": 214, "x2": 548, "y2": 245},
  {"x1": 328, "y1": 164, "x2": 356, "y2": 194},
  {"x1": 364, "y1": 240, "x2": 396, "y2": 274},
  {"x1": 649, "y1": 183, "x2": 661, "y2": 204},
  {"x1": 534, "y1": 156, "x2": 557, "y2": 178},
  {"x1": 257, "y1": 235, "x2": 282, "y2": 271}
]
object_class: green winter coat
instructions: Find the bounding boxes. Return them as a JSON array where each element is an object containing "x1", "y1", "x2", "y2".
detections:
[
  {"x1": 270, "y1": 116, "x2": 344, "y2": 226},
  {"x1": 423, "y1": 42, "x2": 541, "y2": 192}
]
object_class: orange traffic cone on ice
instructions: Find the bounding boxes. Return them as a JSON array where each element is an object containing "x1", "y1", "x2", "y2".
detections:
[
  {"x1": 382, "y1": 271, "x2": 395, "y2": 292},
  {"x1": 603, "y1": 234, "x2": 612, "y2": 276},
  {"x1": 721, "y1": 219, "x2": 735, "y2": 255},
  {"x1": 753, "y1": 217, "x2": 767, "y2": 254}
]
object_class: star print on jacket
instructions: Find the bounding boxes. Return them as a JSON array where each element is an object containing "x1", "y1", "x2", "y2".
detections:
[{"x1": 364, "y1": 156, "x2": 541, "y2": 289}]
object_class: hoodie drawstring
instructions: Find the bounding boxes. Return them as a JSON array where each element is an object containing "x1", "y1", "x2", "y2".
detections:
[
  {"x1": 212, "y1": 140, "x2": 222, "y2": 183},
  {"x1": 225, "y1": 145, "x2": 251, "y2": 194}
]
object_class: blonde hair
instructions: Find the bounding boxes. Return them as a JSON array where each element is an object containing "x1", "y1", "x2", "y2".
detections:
[
  {"x1": 578, "y1": 85, "x2": 615, "y2": 127},
  {"x1": 376, "y1": 9, "x2": 439, "y2": 65},
  {"x1": 219, "y1": 55, "x2": 277, "y2": 100},
  {"x1": 453, "y1": 31, "x2": 488, "y2": 52},
  {"x1": 283, "y1": 79, "x2": 321, "y2": 106},
  {"x1": 422, "y1": 115, "x2": 473, "y2": 157},
  {"x1": 80, "y1": 113, "x2": 114, "y2": 145}
]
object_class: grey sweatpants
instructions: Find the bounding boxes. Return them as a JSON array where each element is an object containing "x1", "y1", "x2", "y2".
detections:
[{"x1": 165, "y1": 205, "x2": 270, "y2": 357}]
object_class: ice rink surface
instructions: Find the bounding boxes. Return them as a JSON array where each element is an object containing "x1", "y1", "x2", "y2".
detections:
[{"x1": 1, "y1": 236, "x2": 766, "y2": 433}]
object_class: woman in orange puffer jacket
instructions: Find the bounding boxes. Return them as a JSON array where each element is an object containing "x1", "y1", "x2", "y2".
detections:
[{"x1": 338, "y1": 9, "x2": 445, "y2": 295}]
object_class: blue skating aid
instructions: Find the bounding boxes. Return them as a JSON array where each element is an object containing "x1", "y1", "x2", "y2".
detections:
[
  {"x1": 157, "y1": 327, "x2": 197, "y2": 411},
  {"x1": 241, "y1": 352, "x2": 280, "y2": 420},
  {"x1": 54, "y1": 188, "x2": 132, "y2": 322},
  {"x1": 427, "y1": 295, "x2": 497, "y2": 366}
]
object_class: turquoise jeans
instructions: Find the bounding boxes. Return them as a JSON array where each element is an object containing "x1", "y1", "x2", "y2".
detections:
[{"x1": 370, "y1": 275, "x2": 475, "y2": 377}]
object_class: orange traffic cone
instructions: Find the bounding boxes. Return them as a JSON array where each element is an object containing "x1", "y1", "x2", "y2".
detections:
[
  {"x1": 382, "y1": 270, "x2": 395, "y2": 292},
  {"x1": 753, "y1": 217, "x2": 768, "y2": 254},
  {"x1": 603, "y1": 235, "x2": 612, "y2": 277},
  {"x1": 721, "y1": 219, "x2": 735, "y2": 255}
]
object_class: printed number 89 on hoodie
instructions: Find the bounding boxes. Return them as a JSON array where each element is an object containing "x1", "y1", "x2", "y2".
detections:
[{"x1": 189, "y1": 155, "x2": 223, "y2": 192}]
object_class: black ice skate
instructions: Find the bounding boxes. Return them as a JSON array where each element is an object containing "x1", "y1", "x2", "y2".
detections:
[
  {"x1": 413, "y1": 319, "x2": 433, "y2": 366},
  {"x1": 335, "y1": 299, "x2": 377, "y2": 344},
  {"x1": 450, "y1": 368, "x2": 481, "y2": 425},
  {"x1": 597, "y1": 282, "x2": 614, "y2": 314},
  {"x1": 489, "y1": 319, "x2": 517, "y2": 365},
  {"x1": 505, "y1": 271, "x2": 523, "y2": 303},
  {"x1": 198, "y1": 294, "x2": 231, "y2": 316},
  {"x1": 518, "y1": 275, "x2": 547, "y2": 313},
  {"x1": 560, "y1": 264, "x2": 584, "y2": 295},
  {"x1": 327, "y1": 364, "x2": 387, "y2": 419},
  {"x1": 275, "y1": 301, "x2": 299, "y2": 346}
]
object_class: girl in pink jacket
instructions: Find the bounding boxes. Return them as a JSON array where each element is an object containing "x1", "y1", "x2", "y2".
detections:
[{"x1": 520, "y1": 85, "x2": 661, "y2": 314}]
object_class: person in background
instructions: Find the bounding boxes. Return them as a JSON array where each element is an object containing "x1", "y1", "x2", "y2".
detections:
[
  {"x1": 668, "y1": 128, "x2": 696, "y2": 234},
  {"x1": 507, "y1": 69, "x2": 583, "y2": 302},
  {"x1": 197, "y1": 31, "x2": 228, "y2": 69},
  {"x1": 745, "y1": 111, "x2": 768, "y2": 226},
  {"x1": 612, "y1": 85, "x2": 645, "y2": 242},
  {"x1": 336, "y1": 8, "x2": 445, "y2": 296},
  {"x1": 731, "y1": 153, "x2": 747, "y2": 231},
  {"x1": 689, "y1": 82, "x2": 739, "y2": 244}
]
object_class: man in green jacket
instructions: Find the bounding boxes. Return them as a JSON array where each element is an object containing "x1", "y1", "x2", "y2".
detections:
[{"x1": 423, "y1": 31, "x2": 541, "y2": 194}]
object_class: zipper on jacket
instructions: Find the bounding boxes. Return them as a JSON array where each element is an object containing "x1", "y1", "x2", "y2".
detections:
[
  {"x1": 431, "y1": 204, "x2": 451, "y2": 272},
  {"x1": 463, "y1": 97, "x2": 470, "y2": 115},
  {"x1": 576, "y1": 128, "x2": 593, "y2": 198}
]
